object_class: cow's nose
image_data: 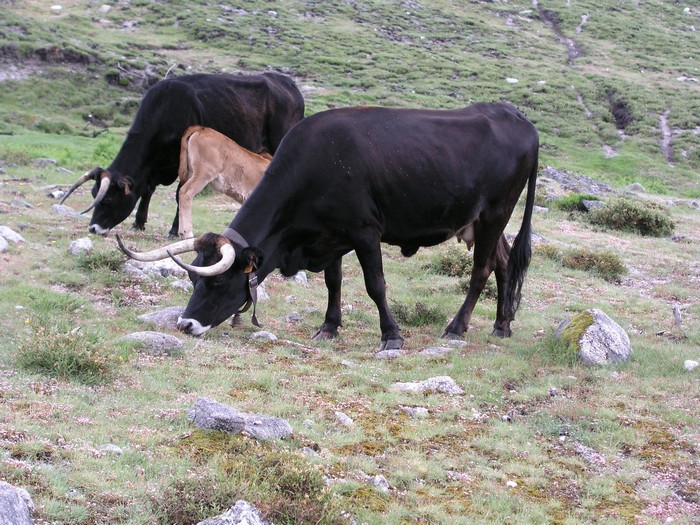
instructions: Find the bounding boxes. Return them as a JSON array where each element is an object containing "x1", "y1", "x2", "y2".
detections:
[
  {"x1": 88, "y1": 225, "x2": 97, "y2": 234},
  {"x1": 176, "y1": 319, "x2": 193, "y2": 334}
]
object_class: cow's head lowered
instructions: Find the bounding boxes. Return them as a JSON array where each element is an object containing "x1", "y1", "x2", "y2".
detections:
[
  {"x1": 61, "y1": 168, "x2": 139, "y2": 235},
  {"x1": 116, "y1": 233, "x2": 262, "y2": 335}
]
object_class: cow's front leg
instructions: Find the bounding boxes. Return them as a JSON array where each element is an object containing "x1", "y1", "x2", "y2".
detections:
[
  {"x1": 132, "y1": 188, "x2": 154, "y2": 231},
  {"x1": 312, "y1": 258, "x2": 343, "y2": 340},
  {"x1": 354, "y1": 237, "x2": 403, "y2": 350}
]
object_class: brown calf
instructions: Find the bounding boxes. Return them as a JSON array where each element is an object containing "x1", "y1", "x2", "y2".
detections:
[{"x1": 177, "y1": 125, "x2": 272, "y2": 238}]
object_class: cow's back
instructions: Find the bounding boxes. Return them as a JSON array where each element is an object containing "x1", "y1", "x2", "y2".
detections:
[{"x1": 258, "y1": 103, "x2": 537, "y2": 243}]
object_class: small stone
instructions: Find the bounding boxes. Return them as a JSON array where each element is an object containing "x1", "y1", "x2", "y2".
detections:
[
  {"x1": 286, "y1": 311, "x2": 303, "y2": 323},
  {"x1": 98, "y1": 444, "x2": 123, "y2": 455},
  {"x1": 68, "y1": 237, "x2": 93, "y2": 255},
  {"x1": 374, "y1": 349, "x2": 407, "y2": 359},
  {"x1": 370, "y1": 474, "x2": 390, "y2": 493},
  {"x1": 419, "y1": 347, "x2": 453, "y2": 357},
  {"x1": 120, "y1": 331, "x2": 183, "y2": 356},
  {"x1": 138, "y1": 306, "x2": 184, "y2": 328},
  {"x1": 0, "y1": 226, "x2": 25, "y2": 243},
  {"x1": 684, "y1": 360, "x2": 699, "y2": 371},
  {"x1": 251, "y1": 330, "x2": 278, "y2": 341},
  {"x1": 506, "y1": 480, "x2": 518, "y2": 488},
  {"x1": 506, "y1": 77, "x2": 519, "y2": 84},
  {"x1": 334, "y1": 411, "x2": 354, "y2": 427}
]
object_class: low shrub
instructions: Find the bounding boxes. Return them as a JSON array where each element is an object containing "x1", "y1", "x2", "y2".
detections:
[
  {"x1": 536, "y1": 243, "x2": 627, "y2": 282},
  {"x1": 157, "y1": 432, "x2": 341, "y2": 525},
  {"x1": 457, "y1": 276, "x2": 498, "y2": 299},
  {"x1": 561, "y1": 248, "x2": 628, "y2": 282},
  {"x1": 588, "y1": 198, "x2": 674, "y2": 236},
  {"x1": 76, "y1": 250, "x2": 124, "y2": 272},
  {"x1": 430, "y1": 245, "x2": 472, "y2": 277},
  {"x1": 392, "y1": 300, "x2": 445, "y2": 326},
  {"x1": 16, "y1": 317, "x2": 120, "y2": 384}
]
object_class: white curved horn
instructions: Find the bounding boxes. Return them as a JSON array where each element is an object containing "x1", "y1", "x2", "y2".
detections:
[
  {"x1": 60, "y1": 170, "x2": 97, "y2": 205},
  {"x1": 168, "y1": 243, "x2": 236, "y2": 277},
  {"x1": 80, "y1": 175, "x2": 111, "y2": 215},
  {"x1": 116, "y1": 233, "x2": 198, "y2": 262}
]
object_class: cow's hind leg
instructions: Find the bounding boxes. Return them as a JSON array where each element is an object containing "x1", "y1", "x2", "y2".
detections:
[
  {"x1": 312, "y1": 258, "x2": 343, "y2": 340},
  {"x1": 443, "y1": 226, "x2": 502, "y2": 339},
  {"x1": 353, "y1": 235, "x2": 404, "y2": 350},
  {"x1": 490, "y1": 234, "x2": 514, "y2": 337}
]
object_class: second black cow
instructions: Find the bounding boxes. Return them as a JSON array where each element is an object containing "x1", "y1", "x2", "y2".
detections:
[
  {"x1": 62, "y1": 72, "x2": 304, "y2": 236},
  {"x1": 118, "y1": 102, "x2": 539, "y2": 348}
]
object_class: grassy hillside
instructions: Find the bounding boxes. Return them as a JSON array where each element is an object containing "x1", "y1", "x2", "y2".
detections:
[
  {"x1": 1, "y1": 0, "x2": 699, "y2": 193},
  {"x1": 0, "y1": 1, "x2": 699, "y2": 524}
]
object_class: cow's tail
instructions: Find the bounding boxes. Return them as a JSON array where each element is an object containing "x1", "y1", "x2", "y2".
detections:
[{"x1": 505, "y1": 150, "x2": 538, "y2": 319}]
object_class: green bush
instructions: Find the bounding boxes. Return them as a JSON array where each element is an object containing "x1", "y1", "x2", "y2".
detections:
[
  {"x1": 16, "y1": 317, "x2": 120, "y2": 384},
  {"x1": 553, "y1": 193, "x2": 600, "y2": 212},
  {"x1": 457, "y1": 276, "x2": 498, "y2": 299},
  {"x1": 157, "y1": 432, "x2": 340, "y2": 525},
  {"x1": 430, "y1": 245, "x2": 472, "y2": 277},
  {"x1": 536, "y1": 244, "x2": 627, "y2": 282},
  {"x1": 76, "y1": 250, "x2": 124, "y2": 272},
  {"x1": 588, "y1": 198, "x2": 675, "y2": 236},
  {"x1": 391, "y1": 301, "x2": 445, "y2": 326},
  {"x1": 561, "y1": 248, "x2": 628, "y2": 282}
]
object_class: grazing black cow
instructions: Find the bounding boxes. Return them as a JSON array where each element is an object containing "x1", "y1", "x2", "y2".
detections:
[
  {"x1": 61, "y1": 72, "x2": 304, "y2": 236},
  {"x1": 117, "y1": 102, "x2": 539, "y2": 348}
]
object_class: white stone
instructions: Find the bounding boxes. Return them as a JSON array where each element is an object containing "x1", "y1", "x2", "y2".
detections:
[
  {"x1": 684, "y1": 360, "x2": 699, "y2": 371},
  {"x1": 68, "y1": 237, "x2": 93, "y2": 255},
  {"x1": 0, "y1": 226, "x2": 24, "y2": 243},
  {"x1": 334, "y1": 411, "x2": 354, "y2": 427}
]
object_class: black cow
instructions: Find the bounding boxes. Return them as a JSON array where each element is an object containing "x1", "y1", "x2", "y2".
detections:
[
  {"x1": 61, "y1": 72, "x2": 304, "y2": 237},
  {"x1": 117, "y1": 102, "x2": 539, "y2": 348}
]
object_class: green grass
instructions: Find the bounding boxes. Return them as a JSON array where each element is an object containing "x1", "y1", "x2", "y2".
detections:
[{"x1": 1, "y1": 1, "x2": 700, "y2": 524}]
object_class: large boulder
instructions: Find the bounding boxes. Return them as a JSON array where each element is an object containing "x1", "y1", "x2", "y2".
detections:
[
  {"x1": 555, "y1": 308, "x2": 633, "y2": 365},
  {"x1": 0, "y1": 481, "x2": 34, "y2": 525},
  {"x1": 188, "y1": 397, "x2": 293, "y2": 441}
]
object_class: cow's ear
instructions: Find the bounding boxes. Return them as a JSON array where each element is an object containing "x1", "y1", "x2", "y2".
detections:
[
  {"x1": 118, "y1": 177, "x2": 133, "y2": 196},
  {"x1": 242, "y1": 247, "x2": 263, "y2": 274}
]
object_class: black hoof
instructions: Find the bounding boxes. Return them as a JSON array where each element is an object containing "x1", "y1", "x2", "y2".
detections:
[
  {"x1": 378, "y1": 338, "x2": 404, "y2": 351},
  {"x1": 311, "y1": 329, "x2": 338, "y2": 340},
  {"x1": 131, "y1": 222, "x2": 146, "y2": 231},
  {"x1": 490, "y1": 328, "x2": 511, "y2": 338},
  {"x1": 230, "y1": 314, "x2": 243, "y2": 328},
  {"x1": 441, "y1": 331, "x2": 463, "y2": 340}
]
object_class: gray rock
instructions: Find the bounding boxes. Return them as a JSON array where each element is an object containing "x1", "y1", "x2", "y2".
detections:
[
  {"x1": 171, "y1": 279, "x2": 193, "y2": 291},
  {"x1": 555, "y1": 308, "x2": 632, "y2": 365},
  {"x1": 251, "y1": 330, "x2": 278, "y2": 341},
  {"x1": 48, "y1": 189, "x2": 65, "y2": 199},
  {"x1": 52, "y1": 204, "x2": 78, "y2": 215},
  {"x1": 256, "y1": 282, "x2": 269, "y2": 301},
  {"x1": 581, "y1": 199, "x2": 606, "y2": 211},
  {"x1": 120, "y1": 331, "x2": 183, "y2": 356},
  {"x1": 124, "y1": 259, "x2": 187, "y2": 279},
  {"x1": 419, "y1": 347, "x2": 453, "y2": 357},
  {"x1": 398, "y1": 405, "x2": 429, "y2": 418},
  {"x1": 138, "y1": 306, "x2": 185, "y2": 328},
  {"x1": 369, "y1": 474, "x2": 391, "y2": 493},
  {"x1": 68, "y1": 237, "x2": 93, "y2": 255},
  {"x1": 0, "y1": 237, "x2": 8, "y2": 253},
  {"x1": 374, "y1": 349, "x2": 407, "y2": 360},
  {"x1": 98, "y1": 444, "x2": 123, "y2": 456},
  {"x1": 0, "y1": 226, "x2": 24, "y2": 243},
  {"x1": 684, "y1": 360, "x2": 699, "y2": 371},
  {"x1": 625, "y1": 182, "x2": 645, "y2": 192},
  {"x1": 188, "y1": 397, "x2": 293, "y2": 440},
  {"x1": 334, "y1": 411, "x2": 354, "y2": 427},
  {"x1": 197, "y1": 500, "x2": 271, "y2": 525},
  {"x1": 287, "y1": 271, "x2": 308, "y2": 285},
  {"x1": 391, "y1": 376, "x2": 465, "y2": 395},
  {"x1": 533, "y1": 205, "x2": 548, "y2": 213},
  {"x1": 286, "y1": 311, "x2": 303, "y2": 323},
  {"x1": 0, "y1": 481, "x2": 34, "y2": 525}
]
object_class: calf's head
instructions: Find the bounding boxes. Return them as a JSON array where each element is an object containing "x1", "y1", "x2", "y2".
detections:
[{"x1": 116, "y1": 233, "x2": 262, "y2": 336}]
